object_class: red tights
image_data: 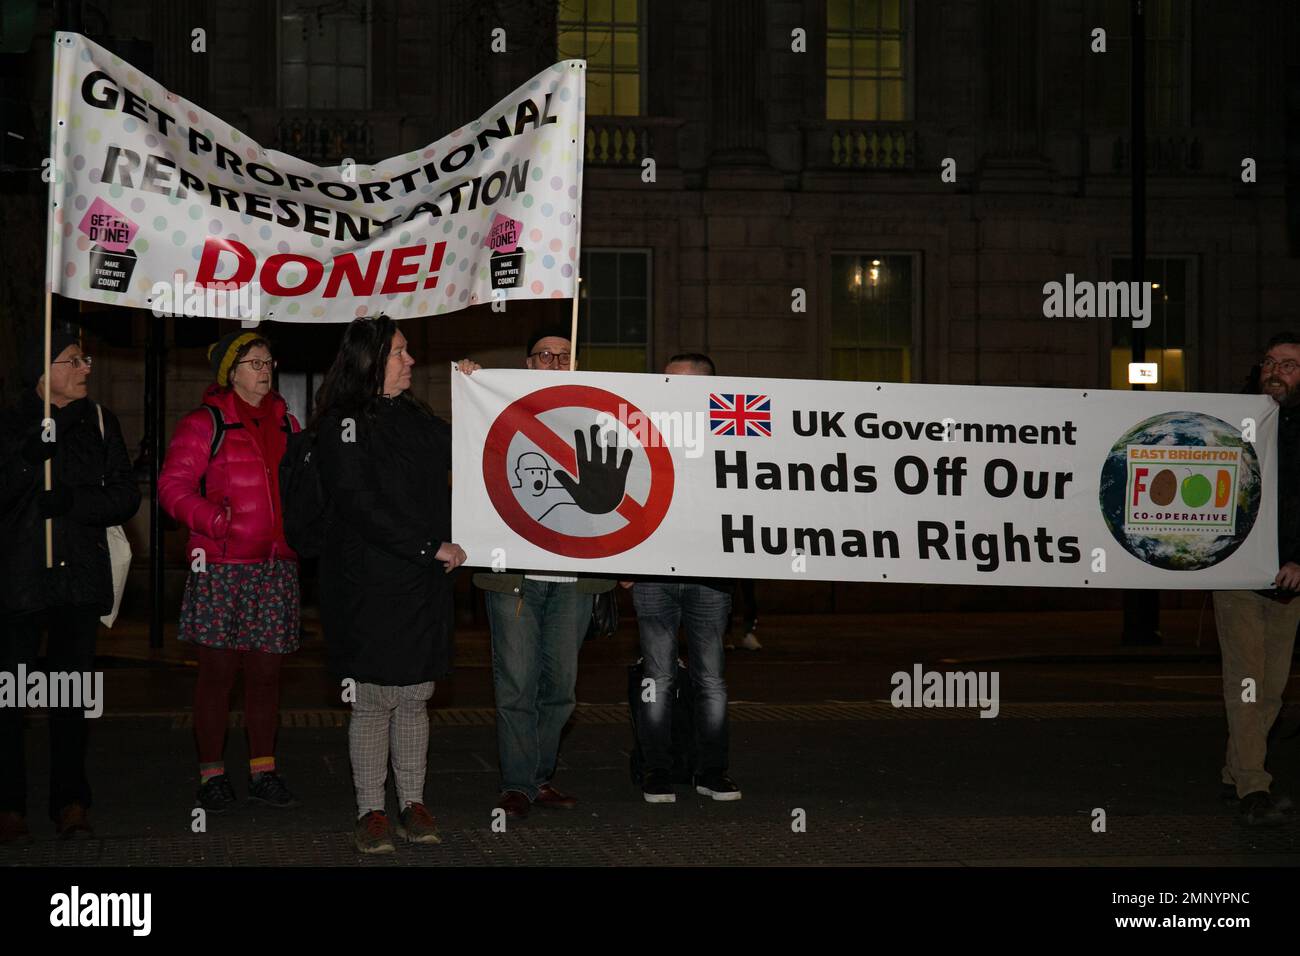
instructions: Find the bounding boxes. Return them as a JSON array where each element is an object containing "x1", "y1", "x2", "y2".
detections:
[{"x1": 194, "y1": 646, "x2": 284, "y2": 764}]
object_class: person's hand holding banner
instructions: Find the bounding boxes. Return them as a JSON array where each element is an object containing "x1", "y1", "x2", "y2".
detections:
[
  {"x1": 435, "y1": 542, "x2": 468, "y2": 573},
  {"x1": 556, "y1": 425, "x2": 632, "y2": 515}
]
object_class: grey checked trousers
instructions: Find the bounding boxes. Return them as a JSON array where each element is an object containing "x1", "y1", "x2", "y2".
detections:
[{"x1": 348, "y1": 680, "x2": 436, "y2": 818}]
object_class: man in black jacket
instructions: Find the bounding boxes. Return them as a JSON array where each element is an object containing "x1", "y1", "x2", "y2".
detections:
[
  {"x1": 1213, "y1": 331, "x2": 1300, "y2": 827},
  {"x1": 0, "y1": 326, "x2": 140, "y2": 842}
]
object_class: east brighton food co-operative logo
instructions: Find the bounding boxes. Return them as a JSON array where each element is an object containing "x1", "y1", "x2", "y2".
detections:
[{"x1": 1097, "y1": 412, "x2": 1262, "y2": 571}]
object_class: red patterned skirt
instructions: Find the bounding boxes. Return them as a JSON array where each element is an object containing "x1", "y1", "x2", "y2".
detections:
[{"x1": 178, "y1": 559, "x2": 301, "y2": 654}]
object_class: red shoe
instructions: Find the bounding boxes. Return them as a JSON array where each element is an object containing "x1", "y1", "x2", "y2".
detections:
[
  {"x1": 0, "y1": 811, "x2": 32, "y2": 845},
  {"x1": 534, "y1": 783, "x2": 578, "y2": 810},
  {"x1": 397, "y1": 802, "x2": 442, "y2": 845},
  {"x1": 55, "y1": 803, "x2": 94, "y2": 840},
  {"x1": 354, "y1": 810, "x2": 396, "y2": 854},
  {"x1": 496, "y1": 791, "x2": 531, "y2": 818}
]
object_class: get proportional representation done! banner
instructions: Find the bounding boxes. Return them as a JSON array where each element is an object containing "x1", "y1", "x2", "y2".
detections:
[
  {"x1": 452, "y1": 370, "x2": 1280, "y2": 589},
  {"x1": 46, "y1": 32, "x2": 585, "y2": 322}
]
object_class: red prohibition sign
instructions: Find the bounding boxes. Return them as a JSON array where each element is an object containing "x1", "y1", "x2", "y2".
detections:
[{"x1": 482, "y1": 384, "x2": 676, "y2": 559}]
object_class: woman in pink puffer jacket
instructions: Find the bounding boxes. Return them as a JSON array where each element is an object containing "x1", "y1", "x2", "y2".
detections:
[{"x1": 159, "y1": 331, "x2": 302, "y2": 816}]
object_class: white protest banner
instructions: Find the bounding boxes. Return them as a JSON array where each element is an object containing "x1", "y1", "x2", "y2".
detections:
[
  {"x1": 452, "y1": 369, "x2": 1279, "y2": 589},
  {"x1": 46, "y1": 32, "x2": 585, "y2": 322}
]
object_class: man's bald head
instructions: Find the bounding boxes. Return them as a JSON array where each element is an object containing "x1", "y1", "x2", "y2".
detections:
[{"x1": 664, "y1": 352, "x2": 716, "y2": 376}]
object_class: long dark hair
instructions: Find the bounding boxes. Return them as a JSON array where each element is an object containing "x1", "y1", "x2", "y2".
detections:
[{"x1": 309, "y1": 316, "x2": 400, "y2": 430}]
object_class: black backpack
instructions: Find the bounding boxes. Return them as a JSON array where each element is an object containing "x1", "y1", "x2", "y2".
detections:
[
  {"x1": 199, "y1": 403, "x2": 292, "y2": 496},
  {"x1": 279, "y1": 427, "x2": 329, "y2": 558}
]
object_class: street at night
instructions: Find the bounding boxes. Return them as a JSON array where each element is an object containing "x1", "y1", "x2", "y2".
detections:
[{"x1": 3, "y1": 0, "x2": 1299, "y2": 940}]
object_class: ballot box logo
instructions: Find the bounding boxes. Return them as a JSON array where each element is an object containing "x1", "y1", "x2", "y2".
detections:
[
  {"x1": 485, "y1": 213, "x2": 526, "y2": 291},
  {"x1": 78, "y1": 197, "x2": 139, "y2": 293},
  {"x1": 1097, "y1": 412, "x2": 1262, "y2": 571}
]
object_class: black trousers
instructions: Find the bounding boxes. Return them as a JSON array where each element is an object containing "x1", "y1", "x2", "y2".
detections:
[{"x1": 0, "y1": 606, "x2": 99, "y2": 820}]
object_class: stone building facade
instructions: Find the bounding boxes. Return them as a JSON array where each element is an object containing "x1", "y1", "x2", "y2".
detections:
[{"x1": 2, "y1": 0, "x2": 1297, "y2": 615}]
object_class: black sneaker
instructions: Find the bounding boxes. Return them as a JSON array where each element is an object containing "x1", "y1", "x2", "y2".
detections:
[
  {"x1": 247, "y1": 771, "x2": 301, "y2": 809},
  {"x1": 1240, "y1": 791, "x2": 1288, "y2": 827},
  {"x1": 694, "y1": 771, "x2": 742, "y2": 801},
  {"x1": 196, "y1": 774, "x2": 237, "y2": 814},
  {"x1": 642, "y1": 770, "x2": 677, "y2": 804}
]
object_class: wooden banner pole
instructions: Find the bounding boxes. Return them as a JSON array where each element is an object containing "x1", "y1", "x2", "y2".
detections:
[
  {"x1": 569, "y1": 276, "x2": 582, "y2": 371},
  {"x1": 43, "y1": 287, "x2": 53, "y2": 567}
]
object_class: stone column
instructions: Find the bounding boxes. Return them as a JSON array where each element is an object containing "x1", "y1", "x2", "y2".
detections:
[
  {"x1": 983, "y1": 0, "x2": 1043, "y2": 161},
  {"x1": 150, "y1": 0, "x2": 210, "y2": 103},
  {"x1": 709, "y1": 0, "x2": 768, "y2": 166}
]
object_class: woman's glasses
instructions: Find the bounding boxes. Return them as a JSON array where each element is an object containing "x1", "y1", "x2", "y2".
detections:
[{"x1": 236, "y1": 358, "x2": 278, "y2": 372}]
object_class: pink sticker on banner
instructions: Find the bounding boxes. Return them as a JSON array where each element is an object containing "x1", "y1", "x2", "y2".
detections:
[
  {"x1": 484, "y1": 213, "x2": 522, "y2": 254},
  {"x1": 78, "y1": 198, "x2": 137, "y2": 253}
]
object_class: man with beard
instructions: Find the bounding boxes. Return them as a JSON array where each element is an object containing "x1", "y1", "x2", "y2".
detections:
[{"x1": 1213, "y1": 332, "x2": 1300, "y2": 826}]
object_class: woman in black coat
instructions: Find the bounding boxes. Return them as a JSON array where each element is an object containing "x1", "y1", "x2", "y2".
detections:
[
  {"x1": 311, "y1": 316, "x2": 466, "y2": 854},
  {"x1": 0, "y1": 327, "x2": 140, "y2": 842}
]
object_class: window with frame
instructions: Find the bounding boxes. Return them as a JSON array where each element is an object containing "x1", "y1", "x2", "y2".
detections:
[
  {"x1": 577, "y1": 249, "x2": 649, "y2": 372},
  {"x1": 826, "y1": 0, "x2": 908, "y2": 121},
  {"x1": 1109, "y1": 257, "x2": 1194, "y2": 391},
  {"x1": 1094, "y1": 0, "x2": 1188, "y2": 128},
  {"x1": 830, "y1": 253, "x2": 916, "y2": 382},
  {"x1": 279, "y1": 0, "x2": 371, "y2": 110},
  {"x1": 557, "y1": 0, "x2": 642, "y2": 116}
]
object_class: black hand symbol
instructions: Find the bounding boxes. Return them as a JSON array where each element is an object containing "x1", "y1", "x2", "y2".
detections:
[{"x1": 555, "y1": 425, "x2": 632, "y2": 515}]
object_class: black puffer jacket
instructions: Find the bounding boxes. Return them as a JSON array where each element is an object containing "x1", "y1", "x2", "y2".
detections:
[
  {"x1": 0, "y1": 391, "x2": 141, "y2": 615},
  {"x1": 316, "y1": 395, "x2": 455, "y2": 685}
]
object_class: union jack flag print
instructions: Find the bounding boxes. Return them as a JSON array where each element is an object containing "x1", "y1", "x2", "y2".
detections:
[{"x1": 709, "y1": 393, "x2": 772, "y2": 437}]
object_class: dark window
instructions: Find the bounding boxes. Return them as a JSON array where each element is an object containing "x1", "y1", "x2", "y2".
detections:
[
  {"x1": 1110, "y1": 257, "x2": 1194, "y2": 390},
  {"x1": 279, "y1": 0, "x2": 371, "y2": 110},
  {"x1": 830, "y1": 253, "x2": 916, "y2": 381},
  {"x1": 577, "y1": 249, "x2": 650, "y2": 371},
  {"x1": 1094, "y1": 0, "x2": 1188, "y2": 128},
  {"x1": 557, "y1": 0, "x2": 642, "y2": 116},
  {"x1": 826, "y1": 0, "x2": 909, "y2": 121}
]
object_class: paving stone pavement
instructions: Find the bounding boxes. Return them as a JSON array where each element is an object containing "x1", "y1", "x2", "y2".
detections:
[{"x1": 3, "y1": 708, "x2": 1298, "y2": 866}]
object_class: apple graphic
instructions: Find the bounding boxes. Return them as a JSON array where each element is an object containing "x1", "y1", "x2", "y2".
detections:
[{"x1": 1181, "y1": 472, "x2": 1212, "y2": 508}]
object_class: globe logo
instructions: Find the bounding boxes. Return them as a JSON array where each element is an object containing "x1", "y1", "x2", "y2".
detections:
[{"x1": 1098, "y1": 412, "x2": 1262, "y2": 571}]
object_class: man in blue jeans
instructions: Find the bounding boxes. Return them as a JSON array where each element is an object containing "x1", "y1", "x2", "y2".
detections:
[
  {"x1": 465, "y1": 330, "x2": 616, "y2": 819},
  {"x1": 628, "y1": 353, "x2": 741, "y2": 803}
]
